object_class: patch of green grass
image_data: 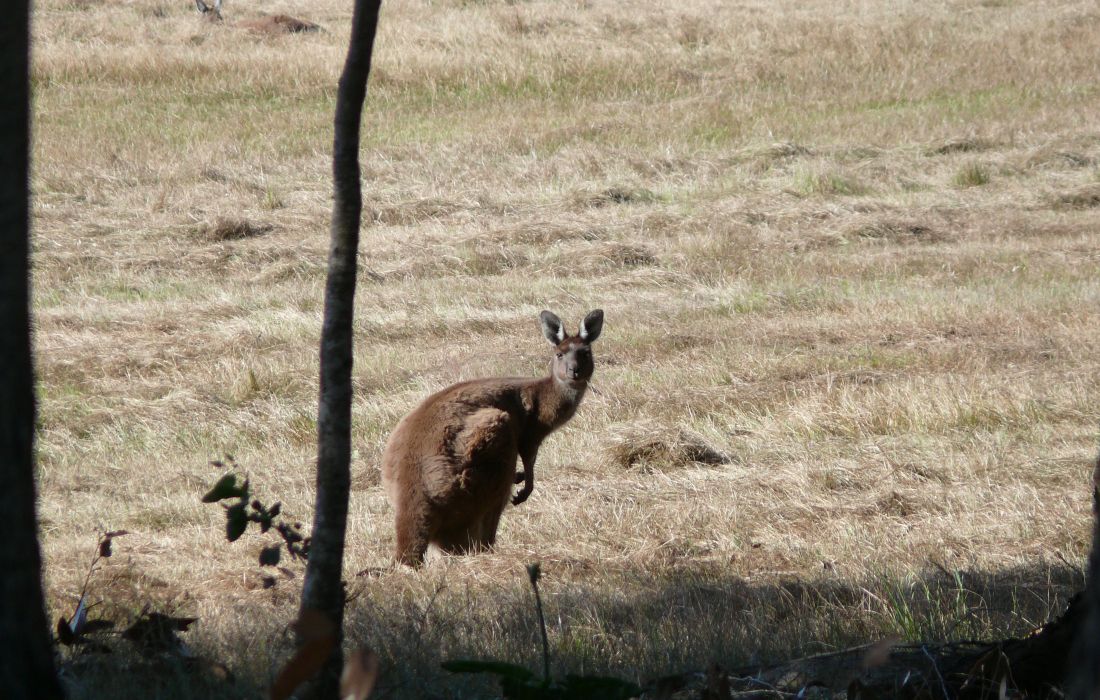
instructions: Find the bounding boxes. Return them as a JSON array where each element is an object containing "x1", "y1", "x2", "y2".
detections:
[
  {"x1": 261, "y1": 187, "x2": 284, "y2": 210},
  {"x1": 857, "y1": 86, "x2": 1020, "y2": 117},
  {"x1": 127, "y1": 503, "x2": 209, "y2": 532},
  {"x1": 35, "y1": 84, "x2": 336, "y2": 159},
  {"x1": 812, "y1": 347, "x2": 923, "y2": 374},
  {"x1": 879, "y1": 572, "x2": 978, "y2": 641},
  {"x1": 722, "y1": 292, "x2": 770, "y2": 315},
  {"x1": 373, "y1": 61, "x2": 689, "y2": 109},
  {"x1": 952, "y1": 161, "x2": 991, "y2": 187},
  {"x1": 87, "y1": 278, "x2": 195, "y2": 304},
  {"x1": 285, "y1": 411, "x2": 318, "y2": 446},
  {"x1": 793, "y1": 169, "x2": 869, "y2": 197}
]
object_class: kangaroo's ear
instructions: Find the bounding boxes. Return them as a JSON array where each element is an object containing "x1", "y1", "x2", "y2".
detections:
[
  {"x1": 540, "y1": 310, "x2": 565, "y2": 345},
  {"x1": 579, "y1": 309, "x2": 604, "y2": 342}
]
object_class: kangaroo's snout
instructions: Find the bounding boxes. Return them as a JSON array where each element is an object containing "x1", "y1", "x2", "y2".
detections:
[{"x1": 551, "y1": 340, "x2": 595, "y2": 386}]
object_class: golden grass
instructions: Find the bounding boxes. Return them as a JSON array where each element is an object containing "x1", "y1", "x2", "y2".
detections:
[{"x1": 31, "y1": 0, "x2": 1100, "y2": 696}]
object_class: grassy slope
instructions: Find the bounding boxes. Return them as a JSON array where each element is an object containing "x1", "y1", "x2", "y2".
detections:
[{"x1": 32, "y1": 0, "x2": 1100, "y2": 696}]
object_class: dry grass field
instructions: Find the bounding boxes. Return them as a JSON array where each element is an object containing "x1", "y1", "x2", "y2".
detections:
[{"x1": 31, "y1": 0, "x2": 1100, "y2": 696}]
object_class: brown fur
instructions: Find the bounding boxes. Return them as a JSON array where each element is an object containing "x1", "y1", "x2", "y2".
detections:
[
  {"x1": 195, "y1": 2, "x2": 321, "y2": 35},
  {"x1": 237, "y1": 15, "x2": 321, "y2": 35},
  {"x1": 381, "y1": 310, "x2": 603, "y2": 566}
]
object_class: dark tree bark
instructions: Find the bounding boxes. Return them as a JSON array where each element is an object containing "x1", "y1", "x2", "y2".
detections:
[
  {"x1": 0, "y1": 2, "x2": 65, "y2": 698},
  {"x1": 1069, "y1": 452, "x2": 1100, "y2": 699},
  {"x1": 298, "y1": 0, "x2": 382, "y2": 697}
]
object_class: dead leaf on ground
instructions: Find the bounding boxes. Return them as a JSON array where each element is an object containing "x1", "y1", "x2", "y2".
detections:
[
  {"x1": 270, "y1": 609, "x2": 338, "y2": 700},
  {"x1": 862, "y1": 637, "x2": 900, "y2": 669},
  {"x1": 341, "y1": 647, "x2": 380, "y2": 700}
]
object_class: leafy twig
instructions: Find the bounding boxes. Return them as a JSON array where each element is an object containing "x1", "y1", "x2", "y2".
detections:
[
  {"x1": 527, "y1": 563, "x2": 550, "y2": 684},
  {"x1": 203, "y1": 459, "x2": 310, "y2": 572},
  {"x1": 57, "y1": 530, "x2": 128, "y2": 647}
]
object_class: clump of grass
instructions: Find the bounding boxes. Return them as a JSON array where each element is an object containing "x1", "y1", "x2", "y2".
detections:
[
  {"x1": 605, "y1": 420, "x2": 732, "y2": 472},
  {"x1": 793, "y1": 170, "x2": 868, "y2": 197},
  {"x1": 261, "y1": 187, "x2": 284, "y2": 210},
  {"x1": 952, "y1": 162, "x2": 991, "y2": 188}
]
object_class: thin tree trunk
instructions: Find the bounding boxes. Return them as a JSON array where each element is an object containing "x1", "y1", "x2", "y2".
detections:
[
  {"x1": 299, "y1": 0, "x2": 382, "y2": 697},
  {"x1": 0, "y1": 1, "x2": 66, "y2": 697}
]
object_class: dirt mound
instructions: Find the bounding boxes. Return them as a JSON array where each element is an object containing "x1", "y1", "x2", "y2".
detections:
[
  {"x1": 197, "y1": 217, "x2": 273, "y2": 241},
  {"x1": 605, "y1": 420, "x2": 733, "y2": 472}
]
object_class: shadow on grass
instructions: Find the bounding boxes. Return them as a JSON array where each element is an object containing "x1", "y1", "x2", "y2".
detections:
[
  {"x1": 348, "y1": 561, "x2": 1082, "y2": 699},
  {"x1": 56, "y1": 561, "x2": 1081, "y2": 699}
]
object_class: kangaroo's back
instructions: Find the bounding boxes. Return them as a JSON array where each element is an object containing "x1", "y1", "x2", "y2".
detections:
[{"x1": 380, "y1": 309, "x2": 604, "y2": 566}]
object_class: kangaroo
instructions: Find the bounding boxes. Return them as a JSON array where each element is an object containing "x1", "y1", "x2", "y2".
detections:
[
  {"x1": 381, "y1": 309, "x2": 604, "y2": 566},
  {"x1": 195, "y1": 0, "x2": 321, "y2": 33}
]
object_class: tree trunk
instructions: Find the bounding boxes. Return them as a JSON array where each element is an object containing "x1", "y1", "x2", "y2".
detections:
[
  {"x1": 1068, "y1": 452, "x2": 1100, "y2": 699},
  {"x1": 0, "y1": 2, "x2": 66, "y2": 698},
  {"x1": 298, "y1": 0, "x2": 382, "y2": 697}
]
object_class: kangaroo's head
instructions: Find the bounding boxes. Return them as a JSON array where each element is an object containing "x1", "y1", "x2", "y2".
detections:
[
  {"x1": 195, "y1": 0, "x2": 223, "y2": 21},
  {"x1": 540, "y1": 309, "x2": 604, "y2": 387}
]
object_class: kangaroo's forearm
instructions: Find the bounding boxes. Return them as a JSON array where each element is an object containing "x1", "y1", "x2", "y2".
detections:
[{"x1": 512, "y1": 450, "x2": 537, "y2": 505}]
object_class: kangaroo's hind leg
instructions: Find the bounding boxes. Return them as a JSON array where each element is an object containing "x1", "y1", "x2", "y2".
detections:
[
  {"x1": 433, "y1": 500, "x2": 506, "y2": 554},
  {"x1": 392, "y1": 496, "x2": 430, "y2": 567},
  {"x1": 430, "y1": 467, "x2": 513, "y2": 554},
  {"x1": 431, "y1": 518, "x2": 481, "y2": 555},
  {"x1": 473, "y1": 497, "x2": 509, "y2": 549}
]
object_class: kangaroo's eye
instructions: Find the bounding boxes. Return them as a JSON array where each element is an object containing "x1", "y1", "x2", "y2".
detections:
[{"x1": 556, "y1": 352, "x2": 563, "y2": 359}]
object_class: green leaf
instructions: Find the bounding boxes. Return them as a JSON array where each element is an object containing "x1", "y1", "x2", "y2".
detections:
[
  {"x1": 526, "y1": 562, "x2": 541, "y2": 585},
  {"x1": 202, "y1": 474, "x2": 246, "y2": 503},
  {"x1": 226, "y1": 503, "x2": 248, "y2": 542},
  {"x1": 441, "y1": 660, "x2": 536, "y2": 682},
  {"x1": 259, "y1": 545, "x2": 281, "y2": 567},
  {"x1": 56, "y1": 616, "x2": 76, "y2": 646}
]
